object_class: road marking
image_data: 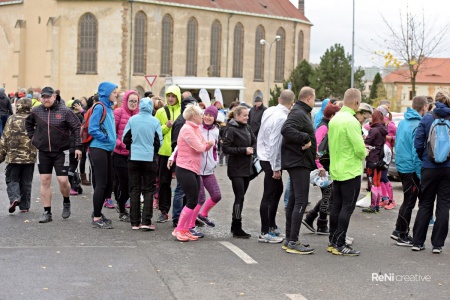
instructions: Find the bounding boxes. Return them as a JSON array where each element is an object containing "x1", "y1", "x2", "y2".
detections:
[
  {"x1": 219, "y1": 241, "x2": 258, "y2": 264},
  {"x1": 286, "y1": 294, "x2": 308, "y2": 300}
]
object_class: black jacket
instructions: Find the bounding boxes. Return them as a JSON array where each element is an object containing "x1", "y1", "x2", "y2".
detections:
[
  {"x1": 249, "y1": 104, "x2": 266, "y2": 137},
  {"x1": 281, "y1": 101, "x2": 316, "y2": 170},
  {"x1": 223, "y1": 119, "x2": 256, "y2": 178},
  {"x1": 365, "y1": 123, "x2": 387, "y2": 163},
  {"x1": 70, "y1": 112, "x2": 84, "y2": 152},
  {"x1": 0, "y1": 91, "x2": 13, "y2": 116},
  {"x1": 171, "y1": 114, "x2": 186, "y2": 151},
  {"x1": 26, "y1": 100, "x2": 82, "y2": 152}
]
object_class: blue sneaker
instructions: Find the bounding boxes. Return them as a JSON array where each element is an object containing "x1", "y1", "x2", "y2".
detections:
[
  {"x1": 258, "y1": 232, "x2": 283, "y2": 243},
  {"x1": 269, "y1": 226, "x2": 285, "y2": 238},
  {"x1": 197, "y1": 214, "x2": 215, "y2": 227},
  {"x1": 189, "y1": 227, "x2": 204, "y2": 238}
]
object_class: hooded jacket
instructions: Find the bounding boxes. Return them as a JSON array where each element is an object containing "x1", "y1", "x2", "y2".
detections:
[
  {"x1": 248, "y1": 103, "x2": 266, "y2": 137},
  {"x1": 223, "y1": 119, "x2": 257, "y2": 178},
  {"x1": 0, "y1": 98, "x2": 37, "y2": 164},
  {"x1": 154, "y1": 85, "x2": 181, "y2": 156},
  {"x1": 364, "y1": 123, "x2": 388, "y2": 163},
  {"x1": 200, "y1": 123, "x2": 219, "y2": 175},
  {"x1": 414, "y1": 102, "x2": 450, "y2": 169},
  {"x1": 314, "y1": 98, "x2": 330, "y2": 129},
  {"x1": 114, "y1": 90, "x2": 140, "y2": 156},
  {"x1": 395, "y1": 107, "x2": 422, "y2": 177},
  {"x1": 123, "y1": 98, "x2": 162, "y2": 162},
  {"x1": 0, "y1": 89, "x2": 13, "y2": 116},
  {"x1": 26, "y1": 95, "x2": 81, "y2": 153},
  {"x1": 89, "y1": 82, "x2": 117, "y2": 152}
]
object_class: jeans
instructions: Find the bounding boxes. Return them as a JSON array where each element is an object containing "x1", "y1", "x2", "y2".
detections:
[
  {"x1": 5, "y1": 163, "x2": 34, "y2": 210},
  {"x1": 259, "y1": 161, "x2": 283, "y2": 233},
  {"x1": 0, "y1": 114, "x2": 9, "y2": 137},
  {"x1": 395, "y1": 172, "x2": 421, "y2": 234},
  {"x1": 283, "y1": 176, "x2": 291, "y2": 208},
  {"x1": 329, "y1": 176, "x2": 361, "y2": 247},
  {"x1": 172, "y1": 180, "x2": 184, "y2": 221},
  {"x1": 412, "y1": 168, "x2": 450, "y2": 248},
  {"x1": 128, "y1": 160, "x2": 156, "y2": 226}
]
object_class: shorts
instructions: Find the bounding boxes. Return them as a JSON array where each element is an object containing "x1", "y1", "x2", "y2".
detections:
[{"x1": 37, "y1": 150, "x2": 70, "y2": 176}]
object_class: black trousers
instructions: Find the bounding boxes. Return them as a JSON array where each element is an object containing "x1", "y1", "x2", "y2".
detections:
[
  {"x1": 413, "y1": 168, "x2": 450, "y2": 248},
  {"x1": 158, "y1": 155, "x2": 173, "y2": 214},
  {"x1": 329, "y1": 176, "x2": 361, "y2": 247},
  {"x1": 68, "y1": 150, "x2": 79, "y2": 189},
  {"x1": 285, "y1": 167, "x2": 310, "y2": 243},
  {"x1": 5, "y1": 163, "x2": 34, "y2": 210},
  {"x1": 175, "y1": 166, "x2": 200, "y2": 210},
  {"x1": 259, "y1": 161, "x2": 283, "y2": 233},
  {"x1": 90, "y1": 148, "x2": 113, "y2": 218},
  {"x1": 113, "y1": 153, "x2": 129, "y2": 213},
  {"x1": 230, "y1": 176, "x2": 250, "y2": 220},
  {"x1": 128, "y1": 160, "x2": 157, "y2": 226},
  {"x1": 395, "y1": 172, "x2": 421, "y2": 233}
]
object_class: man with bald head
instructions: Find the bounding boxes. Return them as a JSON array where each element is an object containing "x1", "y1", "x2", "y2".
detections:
[
  {"x1": 327, "y1": 88, "x2": 367, "y2": 256},
  {"x1": 257, "y1": 90, "x2": 295, "y2": 243},
  {"x1": 280, "y1": 87, "x2": 316, "y2": 254}
]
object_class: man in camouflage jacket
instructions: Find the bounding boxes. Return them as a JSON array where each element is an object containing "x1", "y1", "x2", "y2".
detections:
[{"x1": 0, "y1": 98, "x2": 37, "y2": 213}]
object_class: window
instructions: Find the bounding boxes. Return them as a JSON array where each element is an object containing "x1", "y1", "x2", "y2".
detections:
[
  {"x1": 275, "y1": 27, "x2": 285, "y2": 82},
  {"x1": 254, "y1": 25, "x2": 265, "y2": 81},
  {"x1": 161, "y1": 14, "x2": 173, "y2": 76},
  {"x1": 78, "y1": 13, "x2": 98, "y2": 74},
  {"x1": 210, "y1": 20, "x2": 222, "y2": 77},
  {"x1": 135, "y1": 86, "x2": 145, "y2": 98},
  {"x1": 233, "y1": 23, "x2": 244, "y2": 78},
  {"x1": 298, "y1": 30, "x2": 304, "y2": 64},
  {"x1": 186, "y1": 17, "x2": 198, "y2": 76},
  {"x1": 134, "y1": 11, "x2": 147, "y2": 75}
]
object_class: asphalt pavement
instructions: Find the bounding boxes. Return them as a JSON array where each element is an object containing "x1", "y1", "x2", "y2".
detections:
[{"x1": 0, "y1": 163, "x2": 449, "y2": 300}]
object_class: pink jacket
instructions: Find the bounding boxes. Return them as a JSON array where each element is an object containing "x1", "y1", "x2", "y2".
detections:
[
  {"x1": 176, "y1": 121, "x2": 213, "y2": 174},
  {"x1": 315, "y1": 124, "x2": 328, "y2": 169},
  {"x1": 114, "y1": 90, "x2": 139, "y2": 156}
]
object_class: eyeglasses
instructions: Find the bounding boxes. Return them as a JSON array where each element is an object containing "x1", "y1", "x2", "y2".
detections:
[{"x1": 128, "y1": 100, "x2": 138, "y2": 104}]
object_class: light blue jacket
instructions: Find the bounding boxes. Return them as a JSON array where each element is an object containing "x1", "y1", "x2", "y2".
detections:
[
  {"x1": 395, "y1": 107, "x2": 422, "y2": 178},
  {"x1": 123, "y1": 98, "x2": 163, "y2": 162},
  {"x1": 89, "y1": 82, "x2": 117, "y2": 151},
  {"x1": 314, "y1": 98, "x2": 330, "y2": 129}
]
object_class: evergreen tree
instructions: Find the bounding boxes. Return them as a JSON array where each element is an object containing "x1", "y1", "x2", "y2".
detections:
[{"x1": 369, "y1": 73, "x2": 382, "y2": 100}]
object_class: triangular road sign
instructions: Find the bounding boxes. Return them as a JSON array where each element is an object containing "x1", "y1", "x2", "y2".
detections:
[{"x1": 144, "y1": 75, "x2": 158, "y2": 87}]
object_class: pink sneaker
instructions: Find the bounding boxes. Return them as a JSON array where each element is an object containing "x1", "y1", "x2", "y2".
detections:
[
  {"x1": 384, "y1": 201, "x2": 396, "y2": 210},
  {"x1": 70, "y1": 189, "x2": 78, "y2": 195},
  {"x1": 125, "y1": 199, "x2": 130, "y2": 209},
  {"x1": 153, "y1": 198, "x2": 159, "y2": 209},
  {"x1": 172, "y1": 229, "x2": 189, "y2": 242},
  {"x1": 103, "y1": 198, "x2": 115, "y2": 209}
]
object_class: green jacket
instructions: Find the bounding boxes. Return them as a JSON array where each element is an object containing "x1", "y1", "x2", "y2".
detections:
[
  {"x1": 328, "y1": 105, "x2": 367, "y2": 181},
  {"x1": 155, "y1": 85, "x2": 181, "y2": 156}
]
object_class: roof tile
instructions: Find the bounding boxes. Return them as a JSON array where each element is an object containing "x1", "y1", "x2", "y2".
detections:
[{"x1": 383, "y1": 58, "x2": 450, "y2": 84}]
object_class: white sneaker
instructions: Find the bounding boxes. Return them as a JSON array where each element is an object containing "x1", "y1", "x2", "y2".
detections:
[{"x1": 258, "y1": 232, "x2": 284, "y2": 244}]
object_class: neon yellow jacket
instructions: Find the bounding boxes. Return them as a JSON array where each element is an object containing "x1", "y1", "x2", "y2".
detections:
[
  {"x1": 155, "y1": 85, "x2": 181, "y2": 156},
  {"x1": 328, "y1": 106, "x2": 367, "y2": 181}
]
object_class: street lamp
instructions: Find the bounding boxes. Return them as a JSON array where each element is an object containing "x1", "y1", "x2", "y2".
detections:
[
  {"x1": 260, "y1": 35, "x2": 281, "y2": 106},
  {"x1": 351, "y1": 0, "x2": 355, "y2": 88}
]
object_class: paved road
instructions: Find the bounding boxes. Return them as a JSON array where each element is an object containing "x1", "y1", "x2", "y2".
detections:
[{"x1": 0, "y1": 164, "x2": 448, "y2": 299}]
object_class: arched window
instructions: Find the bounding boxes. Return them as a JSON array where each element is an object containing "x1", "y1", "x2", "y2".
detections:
[
  {"x1": 274, "y1": 27, "x2": 285, "y2": 82},
  {"x1": 135, "y1": 86, "x2": 145, "y2": 98},
  {"x1": 78, "y1": 13, "x2": 98, "y2": 74},
  {"x1": 233, "y1": 23, "x2": 244, "y2": 78},
  {"x1": 160, "y1": 14, "x2": 173, "y2": 76},
  {"x1": 134, "y1": 11, "x2": 147, "y2": 75},
  {"x1": 210, "y1": 20, "x2": 222, "y2": 77},
  {"x1": 186, "y1": 17, "x2": 198, "y2": 76},
  {"x1": 298, "y1": 30, "x2": 304, "y2": 64},
  {"x1": 254, "y1": 25, "x2": 265, "y2": 81}
]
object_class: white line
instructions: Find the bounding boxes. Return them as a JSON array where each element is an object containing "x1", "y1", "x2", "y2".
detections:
[
  {"x1": 286, "y1": 294, "x2": 308, "y2": 300},
  {"x1": 219, "y1": 241, "x2": 258, "y2": 264}
]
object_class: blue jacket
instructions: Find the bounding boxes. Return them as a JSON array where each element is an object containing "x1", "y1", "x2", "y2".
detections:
[
  {"x1": 414, "y1": 102, "x2": 450, "y2": 169},
  {"x1": 89, "y1": 82, "x2": 117, "y2": 151},
  {"x1": 314, "y1": 98, "x2": 329, "y2": 129},
  {"x1": 122, "y1": 98, "x2": 163, "y2": 162},
  {"x1": 395, "y1": 107, "x2": 422, "y2": 178}
]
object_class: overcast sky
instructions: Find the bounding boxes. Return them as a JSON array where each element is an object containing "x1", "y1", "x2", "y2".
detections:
[{"x1": 289, "y1": 0, "x2": 450, "y2": 67}]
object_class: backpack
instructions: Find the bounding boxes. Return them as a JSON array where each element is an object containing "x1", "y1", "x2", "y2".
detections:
[
  {"x1": 80, "y1": 102, "x2": 107, "y2": 145},
  {"x1": 375, "y1": 144, "x2": 392, "y2": 170},
  {"x1": 426, "y1": 112, "x2": 450, "y2": 163},
  {"x1": 318, "y1": 133, "x2": 330, "y2": 170}
]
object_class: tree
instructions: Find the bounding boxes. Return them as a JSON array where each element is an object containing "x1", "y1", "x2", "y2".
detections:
[
  {"x1": 378, "y1": 9, "x2": 448, "y2": 97},
  {"x1": 369, "y1": 72, "x2": 382, "y2": 100},
  {"x1": 311, "y1": 44, "x2": 365, "y2": 100},
  {"x1": 269, "y1": 85, "x2": 282, "y2": 107}
]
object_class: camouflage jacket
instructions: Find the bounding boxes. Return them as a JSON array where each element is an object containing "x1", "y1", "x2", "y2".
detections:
[{"x1": 0, "y1": 98, "x2": 37, "y2": 164}]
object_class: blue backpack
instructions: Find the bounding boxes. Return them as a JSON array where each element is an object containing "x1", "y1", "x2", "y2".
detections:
[{"x1": 426, "y1": 112, "x2": 450, "y2": 163}]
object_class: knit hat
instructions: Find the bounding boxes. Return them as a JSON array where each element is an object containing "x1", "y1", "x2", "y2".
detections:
[
  {"x1": 204, "y1": 105, "x2": 218, "y2": 121},
  {"x1": 254, "y1": 96, "x2": 262, "y2": 102},
  {"x1": 71, "y1": 99, "x2": 82, "y2": 109}
]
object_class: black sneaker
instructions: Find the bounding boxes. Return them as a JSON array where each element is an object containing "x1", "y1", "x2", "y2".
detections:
[
  {"x1": 362, "y1": 207, "x2": 378, "y2": 213},
  {"x1": 119, "y1": 212, "x2": 130, "y2": 222},
  {"x1": 62, "y1": 203, "x2": 71, "y2": 219},
  {"x1": 316, "y1": 227, "x2": 330, "y2": 235},
  {"x1": 332, "y1": 245, "x2": 361, "y2": 256},
  {"x1": 8, "y1": 200, "x2": 20, "y2": 213},
  {"x1": 91, "y1": 212, "x2": 112, "y2": 224},
  {"x1": 432, "y1": 246, "x2": 442, "y2": 254},
  {"x1": 396, "y1": 235, "x2": 413, "y2": 247},
  {"x1": 286, "y1": 241, "x2": 314, "y2": 254},
  {"x1": 157, "y1": 212, "x2": 168, "y2": 223},
  {"x1": 302, "y1": 219, "x2": 316, "y2": 233},
  {"x1": 390, "y1": 230, "x2": 401, "y2": 241},
  {"x1": 172, "y1": 219, "x2": 178, "y2": 228},
  {"x1": 197, "y1": 214, "x2": 215, "y2": 227},
  {"x1": 39, "y1": 212, "x2": 53, "y2": 223},
  {"x1": 412, "y1": 244, "x2": 425, "y2": 251},
  {"x1": 92, "y1": 218, "x2": 113, "y2": 229}
]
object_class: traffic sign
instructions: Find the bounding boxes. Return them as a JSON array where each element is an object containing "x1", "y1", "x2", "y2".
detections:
[{"x1": 144, "y1": 75, "x2": 158, "y2": 87}]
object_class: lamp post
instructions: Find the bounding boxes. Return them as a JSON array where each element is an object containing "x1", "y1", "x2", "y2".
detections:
[
  {"x1": 351, "y1": 0, "x2": 355, "y2": 88},
  {"x1": 260, "y1": 35, "x2": 281, "y2": 106}
]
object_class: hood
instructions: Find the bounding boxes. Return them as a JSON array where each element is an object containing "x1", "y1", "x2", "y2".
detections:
[
  {"x1": 16, "y1": 98, "x2": 32, "y2": 114},
  {"x1": 433, "y1": 102, "x2": 450, "y2": 118},
  {"x1": 122, "y1": 90, "x2": 140, "y2": 115},
  {"x1": 138, "y1": 97, "x2": 153, "y2": 115},
  {"x1": 371, "y1": 123, "x2": 388, "y2": 136},
  {"x1": 404, "y1": 107, "x2": 422, "y2": 121},
  {"x1": 228, "y1": 118, "x2": 246, "y2": 128},
  {"x1": 98, "y1": 82, "x2": 118, "y2": 107},
  {"x1": 321, "y1": 98, "x2": 330, "y2": 111},
  {"x1": 181, "y1": 96, "x2": 198, "y2": 112},
  {"x1": 0, "y1": 89, "x2": 8, "y2": 100},
  {"x1": 165, "y1": 85, "x2": 181, "y2": 109}
]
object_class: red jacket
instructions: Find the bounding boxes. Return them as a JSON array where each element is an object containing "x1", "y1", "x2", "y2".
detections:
[{"x1": 114, "y1": 90, "x2": 139, "y2": 156}]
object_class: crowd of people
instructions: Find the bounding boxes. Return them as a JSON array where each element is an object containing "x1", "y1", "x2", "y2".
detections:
[{"x1": 1, "y1": 83, "x2": 449, "y2": 256}]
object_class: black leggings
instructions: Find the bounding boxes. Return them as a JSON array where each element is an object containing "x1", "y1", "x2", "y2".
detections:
[
  {"x1": 175, "y1": 166, "x2": 200, "y2": 210},
  {"x1": 90, "y1": 148, "x2": 113, "y2": 218},
  {"x1": 113, "y1": 153, "x2": 129, "y2": 213},
  {"x1": 68, "y1": 151, "x2": 78, "y2": 188},
  {"x1": 79, "y1": 145, "x2": 87, "y2": 174},
  {"x1": 230, "y1": 177, "x2": 250, "y2": 220}
]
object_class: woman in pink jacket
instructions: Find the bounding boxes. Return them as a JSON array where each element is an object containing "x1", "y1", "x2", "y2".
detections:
[
  {"x1": 110, "y1": 90, "x2": 139, "y2": 221},
  {"x1": 172, "y1": 104, "x2": 214, "y2": 241}
]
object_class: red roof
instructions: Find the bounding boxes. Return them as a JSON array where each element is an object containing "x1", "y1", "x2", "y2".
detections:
[
  {"x1": 383, "y1": 58, "x2": 450, "y2": 84},
  {"x1": 155, "y1": 0, "x2": 309, "y2": 22}
]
